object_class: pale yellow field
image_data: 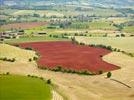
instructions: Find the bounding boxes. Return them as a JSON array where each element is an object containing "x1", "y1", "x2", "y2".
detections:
[
  {"x1": 13, "y1": 10, "x2": 64, "y2": 17},
  {"x1": 75, "y1": 36, "x2": 134, "y2": 53},
  {"x1": 0, "y1": 43, "x2": 37, "y2": 61}
]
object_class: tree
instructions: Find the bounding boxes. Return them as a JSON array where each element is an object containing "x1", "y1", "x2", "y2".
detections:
[
  {"x1": 47, "y1": 79, "x2": 51, "y2": 84},
  {"x1": 107, "y1": 72, "x2": 112, "y2": 78}
]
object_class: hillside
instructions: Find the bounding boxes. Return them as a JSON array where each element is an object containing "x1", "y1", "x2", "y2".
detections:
[
  {"x1": 1, "y1": 0, "x2": 134, "y2": 8},
  {"x1": 0, "y1": 43, "x2": 37, "y2": 61}
]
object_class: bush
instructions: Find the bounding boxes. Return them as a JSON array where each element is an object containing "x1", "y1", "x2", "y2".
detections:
[
  {"x1": 107, "y1": 72, "x2": 112, "y2": 78},
  {"x1": 33, "y1": 56, "x2": 38, "y2": 61},
  {"x1": 27, "y1": 75, "x2": 31, "y2": 77},
  {"x1": 11, "y1": 58, "x2": 15, "y2": 62},
  {"x1": 29, "y1": 58, "x2": 32, "y2": 62},
  {"x1": 47, "y1": 79, "x2": 51, "y2": 84},
  {"x1": 6, "y1": 72, "x2": 10, "y2": 75},
  {"x1": 25, "y1": 47, "x2": 32, "y2": 50},
  {"x1": 116, "y1": 35, "x2": 120, "y2": 37},
  {"x1": 121, "y1": 34, "x2": 125, "y2": 37},
  {"x1": 79, "y1": 42, "x2": 85, "y2": 45},
  {"x1": 3, "y1": 57, "x2": 7, "y2": 61}
]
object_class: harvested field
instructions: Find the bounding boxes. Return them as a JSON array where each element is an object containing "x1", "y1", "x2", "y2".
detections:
[
  {"x1": 0, "y1": 22, "x2": 48, "y2": 30},
  {"x1": 19, "y1": 41, "x2": 119, "y2": 73}
]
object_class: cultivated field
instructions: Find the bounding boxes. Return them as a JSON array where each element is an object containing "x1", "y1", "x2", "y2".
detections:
[
  {"x1": 0, "y1": 43, "x2": 134, "y2": 100},
  {"x1": 0, "y1": 22, "x2": 48, "y2": 30},
  {"x1": 75, "y1": 36, "x2": 134, "y2": 53},
  {"x1": 0, "y1": 74, "x2": 52, "y2": 100},
  {"x1": 19, "y1": 41, "x2": 119, "y2": 73},
  {"x1": 0, "y1": 43, "x2": 36, "y2": 61},
  {"x1": 1, "y1": 1, "x2": 134, "y2": 100}
]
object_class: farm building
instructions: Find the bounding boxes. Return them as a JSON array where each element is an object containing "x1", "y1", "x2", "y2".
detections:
[{"x1": 0, "y1": 32, "x2": 19, "y2": 41}]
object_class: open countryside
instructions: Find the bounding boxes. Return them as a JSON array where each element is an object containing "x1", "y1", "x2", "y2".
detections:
[{"x1": 0, "y1": 0, "x2": 134, "y2": 100}]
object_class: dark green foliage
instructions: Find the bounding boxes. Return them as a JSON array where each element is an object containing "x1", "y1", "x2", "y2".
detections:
[
  {"x1": 25, "y1": 47, "x2": 33, "y2": 50},
  {"x1": 107, "y1": 72, "x2": 112, "y2": 78},
  {"x1": 27, "y1": 75, "x2": 31, "y2": 77},
  {"x1": 121, "y1": 34, "x2": 125, "y2": 37},
  {"x1": 79, "y1": 42, "x2": 85, "y2": 45},
  {"x1": 47, "y1": 79, "x2": 51, "y2": 84},
  {"x1": 116, "y1": 35, "x2": 120, "y2": 37},
  {"x1": 0, "y1": 57, "x2": 15, "y2": 62},
  {"x1": 29, "y1": 58, "x2": 32, "y2": 62},
  {"x1": 33, "y1": 56, "x2": 38, "y2": 61},
  {"x1": 6, "y1": 72, "x2": 10, "y2": 75}
]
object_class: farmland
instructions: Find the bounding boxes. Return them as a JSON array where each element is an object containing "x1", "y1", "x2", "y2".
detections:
[
  {"x1": 75, "y1": 37, "x2": 134, "y2": 53},
  {"x1": 0, "y1": 74, "x2": 52, "y2": 100},
  {"x1": 19, "y1": 41, "x2": 119, "y2": 74},
  {"x1": 0, "y1": 22, "x2": 48, "y2": 30},
  {"x1": 0, "y1": 1, "x2": 134, "y2": 100},
  {"x1": 5, "y1": 36, "x2": 69, "y2": 44},
  {"x1": 0, "y1": 43, "x2": 36, "y2": 61}
]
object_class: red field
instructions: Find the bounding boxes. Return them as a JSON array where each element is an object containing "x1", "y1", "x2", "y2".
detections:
[
  {"x1": 19, "y1": 41, "x2": 119, "y2": 73},
  {"x1": 1, "y1": 22, "x2": 48, "y2": 30}
]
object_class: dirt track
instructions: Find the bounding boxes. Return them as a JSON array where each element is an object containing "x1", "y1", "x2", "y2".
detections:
[{"x1": 0, "y1": 52, "x2": 134, "y2": 100}]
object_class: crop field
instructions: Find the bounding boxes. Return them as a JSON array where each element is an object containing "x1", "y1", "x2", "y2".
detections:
[
  {"x1": 0, "y1": 22, "x2": 48, "y2": 30},
  {"x1": 0, "y1": 74, "x2": 52, "y2": 100},
  {"x1": 19, "y1": 41, "x2": 119, "y2": 74},
  {"x1": 123, "y1": 26, "x2": 134, "y2": 34},
  {"x1": 76, "y1": 37, "x2": 134, "y2": 53},
  {"x1": 13, "y1": 10, "x2": 64, "y2": 17},
  {"x1": 0, "y1": 43, "x2": 36, "y2": 61}
]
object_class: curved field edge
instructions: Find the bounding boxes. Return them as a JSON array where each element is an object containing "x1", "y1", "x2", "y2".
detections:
[
  {"x1": 0, "y1": 43, "x2": 134, "y2": 100},
  {"x1": 0, "y1": 56, "x2": 134, "y2": 100},
  {"x1": 0, "y1": 74, "x2": 52, "y2": 100},
  {"x1": 103, "y1": 52, "x2": 134, "y2": 87},
  {"x1": 18, "y1": 41, "x2": 119, "y2": 74}
]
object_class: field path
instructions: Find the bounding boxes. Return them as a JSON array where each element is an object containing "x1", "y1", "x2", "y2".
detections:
[{"x1": 52, "y1": 90, "x2": 63, "y2": 100}]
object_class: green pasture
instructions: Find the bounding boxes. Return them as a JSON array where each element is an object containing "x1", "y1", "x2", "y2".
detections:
[{"x1": 0, "y1": 74, "x2": 52, "y2": 100}]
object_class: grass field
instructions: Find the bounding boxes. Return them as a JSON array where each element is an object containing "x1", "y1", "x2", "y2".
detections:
[
  {"x1": 75, "y1": 37, "x2": 134, "y2": 53},
  {"x1": 4, "y1": 36, "x2": 69, "y2": 44},
  {"x1": 88, "y1": 21, "x2": 117, "y2": 30},
  {"x1": 123, "y1": 26, "x2": 134, "y2": 34},
  {"x1": 0, "y1": 75, "x2": 52, "y2": 100}
]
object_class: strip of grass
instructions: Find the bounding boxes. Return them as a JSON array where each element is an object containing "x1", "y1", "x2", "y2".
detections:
[
  {"x1": 0, "y1": 74, "x2": 52, "y2": 100},
  {"x1": 4, "y1": 36, "x2": 69, "y2": 43}
]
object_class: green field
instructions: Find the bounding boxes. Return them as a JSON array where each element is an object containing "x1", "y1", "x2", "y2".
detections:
[
  {"x1": 123, "y1": 26, "x2": 134, "y2": 34},
  {"x1": 0, "y1": 74, "x2": 52, "y2": 100},
  {"x1": 76, "y1": 36, "x2": 134, "y2": 53},
  {"x1": 4, "y1": 36, "x2": 69, "y2": 43}
]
